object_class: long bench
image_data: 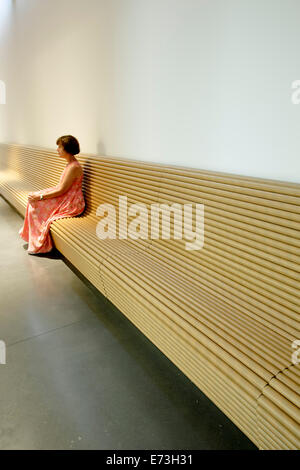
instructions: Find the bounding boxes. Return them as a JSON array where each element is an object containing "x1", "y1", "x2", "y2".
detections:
[{"x1": 0, "y1": 142, "x2": 299, "y2": 449}]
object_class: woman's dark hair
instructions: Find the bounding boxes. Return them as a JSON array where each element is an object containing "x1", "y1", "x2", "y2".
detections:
[{"x1": 56, "y1": 135, "x2": 80, "y2": 155}]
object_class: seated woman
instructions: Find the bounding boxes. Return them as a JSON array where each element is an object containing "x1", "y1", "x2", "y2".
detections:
[{"x1": 19, "y1": 135, "x2": 85, "y2": 254}]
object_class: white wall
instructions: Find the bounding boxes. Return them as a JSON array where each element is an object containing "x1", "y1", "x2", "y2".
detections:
[{"x1": 0, "y1": 0, "x2": 300, "y2": 183}]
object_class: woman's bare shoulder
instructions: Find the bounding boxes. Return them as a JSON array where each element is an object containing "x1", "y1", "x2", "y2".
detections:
[
  {"x1": 66, "y1": 161, "x2": 83, "y2": 177},
  {"x1": 76, "y1": 164, "x2": 83, "y2": 178}
]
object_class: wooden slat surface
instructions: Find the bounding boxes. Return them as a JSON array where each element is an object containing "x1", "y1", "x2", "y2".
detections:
[{"x1": 0, "y1": 142, "x2": 299, "y2": 450}]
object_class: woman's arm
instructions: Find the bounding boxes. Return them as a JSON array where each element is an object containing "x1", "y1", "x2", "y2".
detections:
[{"x1": 28, "y1": 165, "x2": 81, "y2": 202}]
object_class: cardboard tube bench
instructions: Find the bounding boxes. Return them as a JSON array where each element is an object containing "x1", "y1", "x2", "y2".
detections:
[{"x1": 0, "y1": 142, "x2": 299, "y2": 450}]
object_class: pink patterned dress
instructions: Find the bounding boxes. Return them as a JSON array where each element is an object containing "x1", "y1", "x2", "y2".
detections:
[{"x1": 19, "y1": 161, "x2": 85, "y2": 253}]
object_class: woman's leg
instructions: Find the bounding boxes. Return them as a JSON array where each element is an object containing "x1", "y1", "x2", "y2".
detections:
[{"x1": 24, "y1": 200, "x2": 54, "y2": 253}]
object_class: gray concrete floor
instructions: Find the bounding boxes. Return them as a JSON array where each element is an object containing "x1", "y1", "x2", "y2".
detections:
[{"x1": 0, "y1": 195, "x2": 257, "y2": 450}]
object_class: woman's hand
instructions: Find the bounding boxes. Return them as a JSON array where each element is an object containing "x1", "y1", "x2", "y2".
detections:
[{"x1": 28, "y1": 193, "x2": 40, "y2": 203}]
